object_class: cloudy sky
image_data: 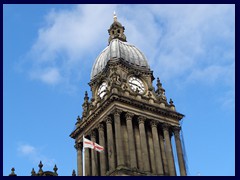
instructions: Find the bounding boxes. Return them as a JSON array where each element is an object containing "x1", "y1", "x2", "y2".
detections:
[{"x1": 3, "y1": 4, "x2": 235, "y2": 176}]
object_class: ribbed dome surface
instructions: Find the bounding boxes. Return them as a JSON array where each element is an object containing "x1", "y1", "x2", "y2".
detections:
[{"x1": 91, "y1": 39, "x2": 150, "y2": 79}]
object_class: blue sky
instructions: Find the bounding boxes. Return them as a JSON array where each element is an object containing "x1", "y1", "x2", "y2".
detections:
[{"x1": 3, "y1": 4, "x2": 235, "y2": 176}]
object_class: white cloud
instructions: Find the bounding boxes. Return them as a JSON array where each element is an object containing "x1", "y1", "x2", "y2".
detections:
[
  {"x1": 116, "y1": 5, "x2": 234, "y2": 83},
  {"x1": 24, "y1": 4, "x2": 118, "y2": 92},
  {"x1": 17, "y1": 143, "x2": 55, "y2": 167},
  {"x1": 22, "y1": 4, "x2": 234, "y2": 92},
  {"x1": 217, "y1": 89, "x2": 235, "y2": 111},
  {"x1": 186, "y1": 63, "x2": 235, "y2": 86},
  {"x1": 30, "y1": 68, "x2": 61, "y2": 85},
  {"x1": 18, "y1": 144, "x2": 36, "y2": 155}
]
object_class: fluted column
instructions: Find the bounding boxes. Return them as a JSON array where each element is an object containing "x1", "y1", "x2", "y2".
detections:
[
  {"x1": 106, "y1": 116, "x2": 116, "y2": 171},
  {"x1": 91, "y1": 131, "x2": 98, "y2": 176},
  {"x1": 98, "y1": 123, "x2": 107, "y2": 176},
  {"x1": 162, "y1": 124, "x2": 176, "y2": 176},
  {"x1": 138, "y1": 116, "x2": 150, "y2": 172},
  {"x1": 74, "y1": 142, "x2": 82, "y2": 176},
  {"x1": 125, "y1": 112, "x2": 137, "y2": 168},
  {"x1": 113, "y1": 109, "x2": 124, "y2": 166},
  {"x1": 151, "y1": 121, "x2": 164, "y2": 175},
  {"x1": 173, "y1": 126, "x2": 187, "y2": 176},
  {"x1": 159, "y1": 129, "x2": 169, "y2": 175}
]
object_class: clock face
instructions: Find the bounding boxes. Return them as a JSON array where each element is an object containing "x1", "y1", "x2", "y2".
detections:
[
  {"x1": 128, "y1": 77, "x2": 145, "y2": 94},
  {"x1": 98, "y1": 82, "x2": 107, "y2": 99}
]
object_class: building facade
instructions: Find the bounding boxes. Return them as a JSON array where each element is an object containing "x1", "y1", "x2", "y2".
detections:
[{"x1": 70, "y1": 14, "x2": 187, "y2": 176}]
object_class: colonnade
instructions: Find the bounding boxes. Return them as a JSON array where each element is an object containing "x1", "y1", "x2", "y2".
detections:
[{"x1": 75, "y1": 109, "x2": 186, "y2": 176}]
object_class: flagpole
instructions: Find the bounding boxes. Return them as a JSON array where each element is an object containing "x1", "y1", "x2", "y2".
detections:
[{"x1": 82, "y1": 135, "x2": 85, "y2": 176}]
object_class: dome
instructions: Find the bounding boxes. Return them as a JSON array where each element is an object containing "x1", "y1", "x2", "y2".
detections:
[{"x1": 91, "y1": 39, "x2": 150, "y2": 79}]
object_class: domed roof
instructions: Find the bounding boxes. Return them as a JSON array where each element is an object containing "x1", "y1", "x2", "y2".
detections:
[{"x1": 91, "y1": 39, "x2": 150, "y2": 79}]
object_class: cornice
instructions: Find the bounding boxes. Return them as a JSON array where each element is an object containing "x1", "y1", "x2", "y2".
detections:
[{"x1": 70, "y1": 90, "x2": 184, "y2": 139}]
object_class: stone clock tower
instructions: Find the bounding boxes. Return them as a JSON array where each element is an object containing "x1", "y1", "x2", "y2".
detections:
[{"x1": 70, "y1": 13, "x2": 187, "y2": 176}]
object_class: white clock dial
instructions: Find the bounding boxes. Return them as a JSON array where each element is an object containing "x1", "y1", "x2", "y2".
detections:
[
  {"x1": 128, "y1": 77, "x2": 145, "y2": 94},
  {"x1": 98, "y1": 82, "x2": 107, "y2": 99}
]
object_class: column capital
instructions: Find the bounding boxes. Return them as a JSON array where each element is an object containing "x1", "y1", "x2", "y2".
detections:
[
  {"x1": 91, "y1": 130, "x2": 96, "y2": 138},
  {"x1": 112, "y1": 109, "x2": 122, "y2": 116},
  {"x1": 74, "y1": 142, "x2": 83, "y2": 150},
  {"x1": 150, "y1": 120, "x2": 158, "y2": 128},
  {"x1": 172, "y1": 126, "x2": 181, "y2": 138},
  {"x1": 105, "y1": 116, "x2": 112, "y2": 124},
  {"x1": 172, "y1": 126, "x2": 181, "y2": 132},
  {"x1": 98, "y1": 123, "x2": 104, "y2": 131},
  {"x1": 162, "y1": 123, "x2": 171, "y2": 131},
  {"x1": 138, "y1": 116, "x2": 146, "y2": 124},
  {"x1": 125, "y1": 112, "x2": 134, "y2": 120}
]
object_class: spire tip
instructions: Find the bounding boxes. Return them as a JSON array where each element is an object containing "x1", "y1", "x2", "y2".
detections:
[{"x1": 113, "y1": 11, "x2": 117, "y2": 22}]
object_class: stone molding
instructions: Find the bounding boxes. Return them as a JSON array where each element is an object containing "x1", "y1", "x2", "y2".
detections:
[{"x1": 70, "y1": 91, "x2": 184, "y2": 139}]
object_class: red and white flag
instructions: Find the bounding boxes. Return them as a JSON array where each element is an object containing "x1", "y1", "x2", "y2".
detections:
[{"x1": 83, "y1": 136, "x2": 104, "y2": 152}]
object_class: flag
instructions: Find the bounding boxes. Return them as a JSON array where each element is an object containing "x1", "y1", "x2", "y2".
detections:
[{"x1": 83, "y1": 136, "x2": 104, "y2": 152}]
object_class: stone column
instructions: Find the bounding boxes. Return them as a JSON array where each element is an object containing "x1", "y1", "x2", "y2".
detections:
[
  {"x1": 106, "y1": 116, "x2": 116, "y2": 171},
  {"x1": 147, "y1": 127, "x2": 156, "y2": 174},
  {"x1": 91, "y1": 131, "x2": 98, "y2": 176},
  {"x1": 113, "y1": 109, "x2": 124, "y2": 166},
  {"x1": 173, "y1": 126, "x2": 187, "y2": 176},
  {"x1": 125, "y1": 112, "x2": 137, "y2": 168},
  {"x1": 74, "y1": 142, "x2": 83, "y2": 176},
  {"x1": 162, "y1": 124, "x2": 176, "y2": 176},
  {"x1": 85, "y1": 138, "x2": 91, "y2": 176},
  {"x1": 159, "y1": 129, "x2": 169, "y2": 175},
  {"x1": 151, "y1": 121, "x2": 164, "y2": 175},
  {"x1": 134, "y1": 124, "x2": 143, "y2": 170},
  {"x1": 98, "y1": 123, "x2": 107, "y2": 176},
  {"x1": 138, "y1": 116, "x2": 150, "y2": 172}
]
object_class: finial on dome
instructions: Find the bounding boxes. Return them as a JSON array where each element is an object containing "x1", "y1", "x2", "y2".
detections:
[{"x1": 113, "y1": 11, "x2": 117, "y2": 22}]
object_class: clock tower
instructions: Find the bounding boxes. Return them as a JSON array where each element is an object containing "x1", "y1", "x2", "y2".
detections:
[{"x1": 70, "y1": 13, "x2": 187, "y2": 176}]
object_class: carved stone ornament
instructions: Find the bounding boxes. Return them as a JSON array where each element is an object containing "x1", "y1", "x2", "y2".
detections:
[
  {"x1": 91, "y1": 130, "x2": 96, "y2": 138},
  {"x1": 98, "y1": 123, "x2": 104, "y2": 131},
  {"x1": 122, "y1": 83, "x2": 128, "y2": 90},
  {"x1": 162, "y1": 123, "x2": 171, "y2": 131},
  {"x1": 110, "y1": 72, "x2": 121, "y2": 86},
  {"x1": 112, "y1": 109, "x2": 122, "y2": 116},
  {"x1": 138, "y1": 116, "x2": 146, "y2": 124},
  {"x1": 105, "y1": 116, "x2": 112, "y2": 124},
  {"x1": 161, "y1": 92, "x2": 167, "y2": 100},
  {"x1": 172, "y1": 126, "x2": 181, "y2": 138},
  {"x1": 74, "y1": 142, "x2": 83, "y2": 150},
  {"x1": 125, "y1": 112, "x2": 134, "y2": 120},
  {"x1": 147, "y1": 91, "x2": 152, "y2": 97},
  {"x1": 150, "y1": 120, "x2": 158, "y2": 127}
]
